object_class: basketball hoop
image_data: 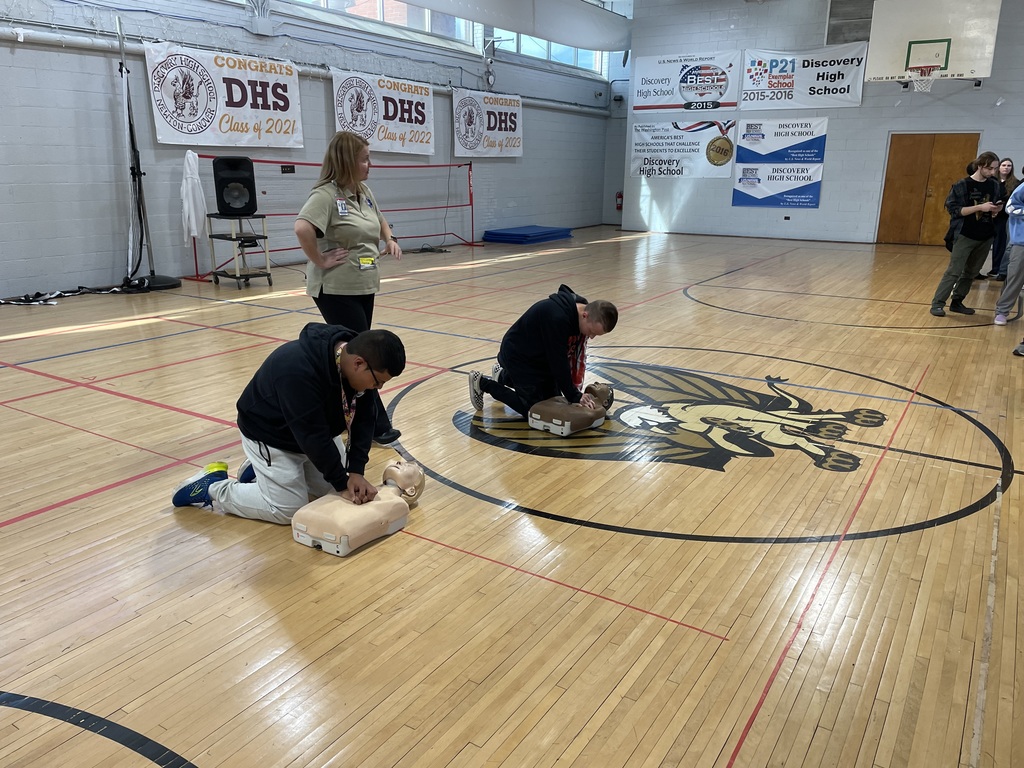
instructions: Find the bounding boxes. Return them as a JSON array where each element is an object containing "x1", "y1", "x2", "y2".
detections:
[{"x1": 907, "y1": 65, "x2": 939, "y2": 92}]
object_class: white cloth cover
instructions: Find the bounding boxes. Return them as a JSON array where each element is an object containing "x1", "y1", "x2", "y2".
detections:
[{"x1": 180, "y1": 150, "x2": 208, "y2": 242}]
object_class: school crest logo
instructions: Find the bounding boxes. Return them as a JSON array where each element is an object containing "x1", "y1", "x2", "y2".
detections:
[
  {"x1": 454, "y1": 96, "x2": 484, "y2": 150},
  {"x1": 335, "y1": 76, "x2": 378, "y2": 138},
  {"x1": 459, "y1": 362, "x2": 886, "y2": 472},
  {"x1": 150, "y1": 54, "x2": 218, "y2": 134}
]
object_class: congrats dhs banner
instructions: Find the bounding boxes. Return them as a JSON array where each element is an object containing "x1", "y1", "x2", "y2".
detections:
[
  {"x1": 331, "y1": 70, "x2": 435, "y2": 155},
  {"x1": 736, "y1": 118, "x2": 828, "y2": 164},
  {"x1": 144, "y1": 43, "x2": 302, "y2": 147},
  {"x1": 732, "y1": 164, "x2": 823, "y2": 208},
  {"x1": 741, "y1": 43, "x2": 867, "y2": 110},
  {"x1": 632, "y1": 51, "x2": 741, "y2": 113},
  {"x1": 631, "y1": 120, "x2": 736, "y2": 179},
  {"x1": 451, "y1": 88, "x2": 523, "y2": 157}
]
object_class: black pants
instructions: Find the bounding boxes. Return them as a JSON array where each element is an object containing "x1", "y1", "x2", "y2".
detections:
[
  {"x1": 313, "y1": 291, "x2": 393, "y2": 437},
  {"x1": 480, "y1": 356, "x2": 554, "y2": 419}
]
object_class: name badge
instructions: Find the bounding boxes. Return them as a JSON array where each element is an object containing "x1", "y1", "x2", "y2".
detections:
[
  {"x1": 336, "y1": 198, "x2": 349, "y2": 216},
  {"x1": 358, "y1": 256, "x2": 377, "y2": 271}
]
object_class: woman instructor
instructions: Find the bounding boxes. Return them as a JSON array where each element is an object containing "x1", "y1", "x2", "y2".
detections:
[{"x1": 295, "y1": 131, "x2": 403, "y2": 444}]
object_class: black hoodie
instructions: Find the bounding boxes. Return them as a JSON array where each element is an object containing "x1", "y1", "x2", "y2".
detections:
[
  {"x1": 236, "y1": 323, "x2": 374, "y2": 491},
  {"x1": 498, "y1": 284, "x2": 585, "y2": 403}
]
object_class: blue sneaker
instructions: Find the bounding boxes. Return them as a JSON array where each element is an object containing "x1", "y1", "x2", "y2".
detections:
[
  {"x1": 171, "y1": 462, "x2": 228, "y2": 507},
  {"x1": 238, "y1": 459, "x2": 256, "y2": 483}
]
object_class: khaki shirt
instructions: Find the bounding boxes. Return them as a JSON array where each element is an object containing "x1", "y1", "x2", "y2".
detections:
[{"x1": 297, "y1": 181, "x2": 386, "y2": 297}]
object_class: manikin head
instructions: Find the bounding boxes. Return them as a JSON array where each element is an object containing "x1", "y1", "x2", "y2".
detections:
[{"x1": 382, "y1": 460, "x2": 426, "y2": 501}]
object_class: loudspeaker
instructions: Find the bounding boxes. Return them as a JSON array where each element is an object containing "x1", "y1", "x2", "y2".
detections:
[{"x1": 212, "y1": 156, "x2": 258, "y2": 216}]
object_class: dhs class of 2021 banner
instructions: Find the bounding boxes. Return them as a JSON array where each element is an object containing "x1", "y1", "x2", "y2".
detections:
[
  {"x1": 741, "y1": 42, "x2": 867, "y2": 110},
  {"x1": 331, "y1": 70, "x2": 435, "y2": 155},
  {"x1": 144, "y1": 43, "x2": 302, "y2": 147},
  {"x1": 451, "y1": 88, "x2": 523, "y2": 157}
]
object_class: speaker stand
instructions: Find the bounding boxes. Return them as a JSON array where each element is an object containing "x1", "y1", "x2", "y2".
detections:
[{"x1": 117, "y1": 17, "x2": 180, "y2": 291}]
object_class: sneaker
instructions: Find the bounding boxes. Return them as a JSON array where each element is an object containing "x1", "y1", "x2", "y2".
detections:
[
  {"x1": 491, "y1": 362, "x2": 504, "y2": 382},
  {"x1": 171, "y1": 462, "x2": 228, "y2": 507},
  {"x1": 995, "y1": 313, "x2": 1008, "y2": 326},
  {"x1": 930, "y1": 306, "x2": 946, "y2": 317},
  {"x1": 468, "y1": 370, "x2": 484, "y2": 411},
  {"x1": 949, "y1": 301, "x2": 975, "y2": 315},
  {"x1": 1014, "y1": 341, "x2": 1024, "y2": 357},
  {"x1": 238, "y1": 459, "x2": 256, "y2": 483},
  {"x1": 994, "y1": 274, "x2": 1007, "y2": 282},
  {"x1": 373, "y1": 428, "x2": 402, "y2": 445},
  {"x1": 974, "y1": 274, "x2": 988, "y2": 280}
]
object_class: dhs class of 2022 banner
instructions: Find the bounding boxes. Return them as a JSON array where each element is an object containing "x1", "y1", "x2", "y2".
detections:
[
  {"x1": 451, "y1": 88, "x2": 523, "y2": 157},
  {"x1": 144, "y1": 43, "x2": 302, "y2": 147},
  {"x1": 632, "y1": 51, "x2": 741, "y2": 113},
  {"x1": 732, "y1": 118, "x2": 825, "y2": 208},
  {"x1": 741, "y1": 42, "x2": 867, "y2": 110},
  {"x1": 332, "y1": 70, "x2": 435, "y2": 155},
  {"x1": 631, "y1": 120, "x2": 736, "y2": 179}
]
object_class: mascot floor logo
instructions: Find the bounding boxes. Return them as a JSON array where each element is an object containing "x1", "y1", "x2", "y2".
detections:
[{"x1": 458, "y1": 361, "x2": 886, "y2": 473}]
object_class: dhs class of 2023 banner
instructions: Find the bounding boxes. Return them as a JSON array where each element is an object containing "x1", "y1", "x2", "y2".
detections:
[
  {"x1": 451, "y1": 88, "x2": 523, "y2": 157},
  {"x1": 741, "y1": 43, "x2": 867, "y2": 110},
  {"x1": 331, "y1": 70, "x2": 435, "y2": 155},
  {"x1": 144, "y1": 43, "x2": 302, "y2": 147}
]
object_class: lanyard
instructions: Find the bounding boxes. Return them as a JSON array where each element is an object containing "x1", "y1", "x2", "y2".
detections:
[{"x1": 336, "y1": 345, "x2": 357, "y2": 450}]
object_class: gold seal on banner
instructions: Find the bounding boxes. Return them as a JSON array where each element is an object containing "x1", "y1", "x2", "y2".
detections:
[{"x1": 706, "y1": 135, "x2": 734, "y2": 166}]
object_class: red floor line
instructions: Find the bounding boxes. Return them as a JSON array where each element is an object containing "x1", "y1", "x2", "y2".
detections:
[
  {"x1": 1, "y1": 384, "x2": 77, "y2": 406},
  {"x1": 402, "y1": 530, "x2": 729, "y2": 640},
  {"x1": 161, "y1": 316, "x2": 291, "y2": 342},
  {"x1": 0, "y1": 439, "x2": 241, "y2": 530},
  {"x1": 372, "y1": 305, "x2": 510, "y2": 326},
  {"x1": 0, "y1": 311, "x2": 171, "y2": 345},
  {"x1": 725, "y1": 365, "x2": 930, "y2": 767}
]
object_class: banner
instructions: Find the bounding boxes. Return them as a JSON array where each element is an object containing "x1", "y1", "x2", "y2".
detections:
[
  {"x1": 452, "y1": 88, "x2": 523, "y2": 157},
  {"x1": 331, "y1": 70, "x2": 435, "y2": 155},
  {"x1": 632, "y1": 51, "x2": 741, "y2": 113},
  {"x1": 736, "y1": 118, "x2": 828, "y2": 164},
  {"x1": 741, "y1": 43, "x2": 867, "y2": 110},
  {"x1": 144, "y1": 43, "x2": 302, "y2": 147},
  {"x1": 631, "y1": 120, "x2": 736, "y2": 179},
  {"x1": 732, "y1": 164, "x2": 823, "y2": 208}
]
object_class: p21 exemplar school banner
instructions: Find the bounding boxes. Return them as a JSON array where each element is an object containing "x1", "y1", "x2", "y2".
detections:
[
  {"x1": 451, "y1": 88, "x2": 523, "y2": 157},
  {"x1": 631, "y1": 120, "x2": 736, "y2": 179},
  {"x1": 332, "y1": 70, "x2": 435, "y2": 155},
  {"x1": 741, "y1": 43, "x2": 867, "y2": 110},
  {"x1": 732, "y1": 164, "x2": 823, "y2": 208},
  {"x1": 632, "y1": 51, "x2": 741, "y2": 113},
  {"x1": 736, "y1": 118, "x2": 828, "y2": 164},
  {"x1": 144, "y1": 43, "x2": 302, "y2": 147}
]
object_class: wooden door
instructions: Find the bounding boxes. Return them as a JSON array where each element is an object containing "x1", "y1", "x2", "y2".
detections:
[{"x1": 876, "y1": 132, "x2": 979, "y2": 245}]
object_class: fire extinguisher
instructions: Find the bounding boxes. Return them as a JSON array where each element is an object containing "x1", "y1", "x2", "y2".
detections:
[{"x1": 615, "y1": 191, "x2": 623, "y2": 211}]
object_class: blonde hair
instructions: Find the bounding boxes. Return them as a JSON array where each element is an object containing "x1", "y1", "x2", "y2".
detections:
[{"x1": 316, "y1": 131, "x2": 369, "y2": 197}]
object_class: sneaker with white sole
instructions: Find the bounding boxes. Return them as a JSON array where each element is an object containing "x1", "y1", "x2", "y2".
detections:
[
  {"x1": 238, "y1": 459, "x2": 256, "y2": 483},
  {"x1": 1014, "y1": 340, "x2": 1024, "y2": 357},
  {"x1": 468, "y1": 370, "x2": 484, "y2": 411},
  {"x1": 491, "y1": 362, "x2": 504, "y2": 382},
  {"x1": 171, "y1": 462, "x2": 228, "y2": 507},
  {"x1": 995, "y1": 313, "x2": 1008, "y2": 326}
]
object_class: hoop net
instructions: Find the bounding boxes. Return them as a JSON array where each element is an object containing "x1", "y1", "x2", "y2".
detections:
[{"x1": 908, "y1": 66, "x2": 938, "y2": 92}]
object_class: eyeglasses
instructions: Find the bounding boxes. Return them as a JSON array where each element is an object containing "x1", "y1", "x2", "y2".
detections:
[{"x1": 368, "y1": 367, "x2": 383, "y2": 389}]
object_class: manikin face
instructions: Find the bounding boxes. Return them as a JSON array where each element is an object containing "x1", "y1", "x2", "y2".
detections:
[
  {"x1": 1000, "y1": 159, "x2": 1013, "y2": 178},
  {"x1": 382, "y1": 460, "x2": 425, "y2": 501}
]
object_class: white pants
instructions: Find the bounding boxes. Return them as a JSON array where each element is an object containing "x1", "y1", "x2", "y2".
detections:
[{"x1": 208, "y1": 434, "x2": 346, "y2": 525}]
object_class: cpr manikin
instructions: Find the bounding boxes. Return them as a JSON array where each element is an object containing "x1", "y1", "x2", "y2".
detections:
[
  {"x1": 528, "y1": 382, "x2": 615, "y2": 436},
  {"x1": 292, "y1": 460, "x2": 425, "y2": 556}
]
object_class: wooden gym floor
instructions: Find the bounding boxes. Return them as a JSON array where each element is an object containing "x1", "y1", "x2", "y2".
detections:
[{"x1": 0, "y1": 225, "x2": 1021, "y2": 767}]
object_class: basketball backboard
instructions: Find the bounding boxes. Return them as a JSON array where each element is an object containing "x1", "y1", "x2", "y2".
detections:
[{"x1": 864, "y1": 0, "x2": 1001, "y2": 82}]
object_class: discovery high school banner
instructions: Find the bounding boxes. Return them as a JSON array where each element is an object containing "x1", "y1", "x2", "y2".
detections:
[
  {"x1": 631, "y1": 120, "x2": 736, "y2": 179},
  {"x1": 741, "y1": 43, "x2": 867, "y2": 110}
]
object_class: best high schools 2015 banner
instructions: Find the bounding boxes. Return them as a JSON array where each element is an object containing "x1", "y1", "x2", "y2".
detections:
[
  {"x1": 144, "y1": 43, "x2": 302, "y2": 147},
  {"x1": 452, "y1": 88, "x2": 523, "y2": 158},
  {"x1": 631, "y1": 121, "x2": 736, "y2": 179},
  {"x1": 741, "y1": 43, "x2": 866, "y2": 110},
  {"x1": 332, "y1": 70, "x2": 435, "y2": 155},
  {"x1": 632, "y1": 51, "x2": 741, "y2": 113}
]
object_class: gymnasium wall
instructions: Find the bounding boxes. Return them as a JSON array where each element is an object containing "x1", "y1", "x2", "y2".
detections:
[
  {"x1": 0, "y1": 0, "x2": 610, "y2": 298},
  {"x1": 622, "y1": 0, "x2": 1024, "y2": 243}
]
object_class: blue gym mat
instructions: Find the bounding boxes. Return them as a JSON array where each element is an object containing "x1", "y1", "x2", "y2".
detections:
[{"x1": 482, "y1": 225, "x2": 573, "y2": 244}]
